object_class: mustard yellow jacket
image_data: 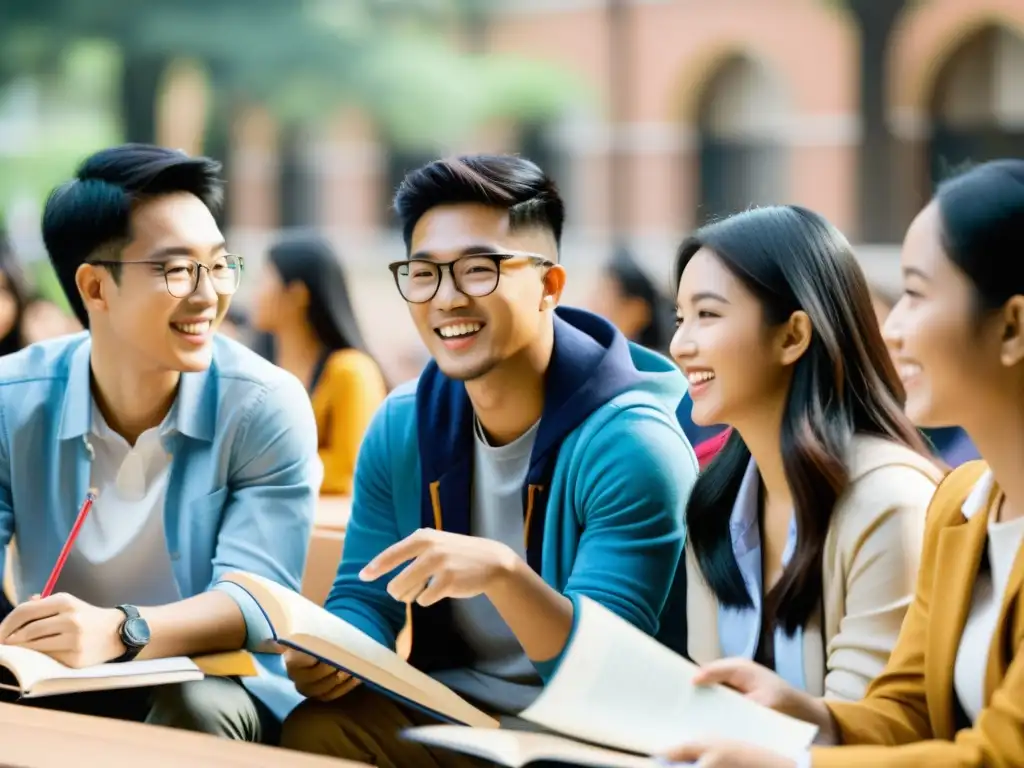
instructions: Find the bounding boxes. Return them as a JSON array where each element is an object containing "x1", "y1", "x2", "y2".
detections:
[
  {"x1": 312, "y1": 349, "x2": 387, "y2": 495},
  {"x1": 815, "y1": 460, "x2": 1024, "y2": 767}
]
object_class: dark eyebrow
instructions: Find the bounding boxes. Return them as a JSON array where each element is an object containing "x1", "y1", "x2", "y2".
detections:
[
  {"x1": 902, "y1": 266, "x2": 930, "y2": 282},
  {"x1": 690, "y1": 291, "x2": 729, "y2": 304},
  {"x1": 408, "y1": 244, "x2": 502, "y2": 261},
  {"x1": 145, "y1": 242, "x2": 228, "y2": 261}
]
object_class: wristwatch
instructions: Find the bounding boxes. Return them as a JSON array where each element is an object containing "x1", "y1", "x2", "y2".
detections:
[{"x1": 112, "y1": 604, "x2": 151, "y2": 663}]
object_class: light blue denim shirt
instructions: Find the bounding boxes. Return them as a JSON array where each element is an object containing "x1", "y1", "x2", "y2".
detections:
[
  {"x1": 718, "y1": 459, "x2": 807, "y2": 692},
  {"x1": 0, "y1": 333, "x2": 319, "y2": 720}
]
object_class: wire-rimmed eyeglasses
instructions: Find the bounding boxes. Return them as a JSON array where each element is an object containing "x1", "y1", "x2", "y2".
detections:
[
  {"x1": 88, "y1": 254, "x2": 245, "y2": 299},
  {"x1": 388, "y1": 252, "x2": 553, "y2": 304}
]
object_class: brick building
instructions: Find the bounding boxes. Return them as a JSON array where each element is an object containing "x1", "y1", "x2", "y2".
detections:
[{"x1": 163, "y1": 0, "x2": 1024, "y2": 380}]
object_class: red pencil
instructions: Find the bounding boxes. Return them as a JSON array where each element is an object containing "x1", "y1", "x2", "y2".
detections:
[{"x1": 40, "y1": 489, "x2": 98, "y2": 599}]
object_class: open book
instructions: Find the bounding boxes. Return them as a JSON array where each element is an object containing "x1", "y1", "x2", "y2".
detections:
[
  {"x1": 405, "y1": 596, "x2": 818, "y2": 766},
  {"x1": 220, "y1": 571, "x2": 499, "y2": 729},
  {"x1": 405, "y1": 727, "x2": 665, "y2": 768},
  {"x1": 0, "y1": 645, "x2": 203, "y2": 698}
]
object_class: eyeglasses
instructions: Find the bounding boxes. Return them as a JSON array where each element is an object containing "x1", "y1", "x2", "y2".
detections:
[
  {"x1": 88, "y1": 254, "x2": 244, "y2": 299},
  {"x1": 388, "y1": 252, "x2": 553, "y2": 304}
]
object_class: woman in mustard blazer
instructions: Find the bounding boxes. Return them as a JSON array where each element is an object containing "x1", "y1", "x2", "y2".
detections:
[
  {"x1": 253, "y1": 233, "x2": 387, "y2": 495},
  {"x1": 664, "y1": 160, "x2": 1024, "y2": 767}
]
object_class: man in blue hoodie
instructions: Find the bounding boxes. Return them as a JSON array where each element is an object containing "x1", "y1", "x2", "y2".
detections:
[{"x1": 280, "y1": 155, "x2": 698, "y2": 764}]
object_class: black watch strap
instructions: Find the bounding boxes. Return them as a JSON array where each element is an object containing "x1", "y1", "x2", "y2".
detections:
[
  {"x1": 113, "y1": 604, "x2": 145, "y2": 663},
  {"x1": 116, "y1": 604, "x2": 141, "y2": 622}
]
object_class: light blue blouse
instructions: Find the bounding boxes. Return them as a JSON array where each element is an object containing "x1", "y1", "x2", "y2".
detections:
[{"x1": 717, "y1": 459, "x2": 808, "y2": 691}]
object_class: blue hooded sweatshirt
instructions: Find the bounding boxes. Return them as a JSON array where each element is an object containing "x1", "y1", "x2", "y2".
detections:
[{"x1": 324, "y1": 306, "x2": 698, "y2": 682}]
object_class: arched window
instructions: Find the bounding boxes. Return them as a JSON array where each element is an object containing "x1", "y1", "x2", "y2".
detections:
[
  {"x1": 695, "y1": 55, "x2": 790, "y2": 224},
  {"x1": 382, "y1": 146, "x2": 438, "y2": 229},
  {"x1": 278, "y1": 124, "x2": 321, "y2": 229},
  {"x1": 517, "y1": 121, "x2": 563, "y2": 185},
  {"x1": 928, "y1": 24, "x2": 1024, "y2": 190}
]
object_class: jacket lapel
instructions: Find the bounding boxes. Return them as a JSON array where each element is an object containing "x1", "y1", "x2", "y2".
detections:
[
  {"x1": 926, "y1": 509, "x2": 988, "y2": 739},
  {"x1": 685, "y1": 542, "x2": 720, "y2": 663},
  {"x1": 802, "y1": 604, "x2": 825, "y2": 696},
  {"x1": 985, "y1": 536, "x2": 1024, "y2": 702}
]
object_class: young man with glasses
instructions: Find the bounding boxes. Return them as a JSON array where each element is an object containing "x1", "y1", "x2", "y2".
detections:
[
  {"x1": 281, "y1": 154, "x2": 698, "y2": 764},
  {"x1": 0, "y1": 145, "x2": 319, "y2": 741}
]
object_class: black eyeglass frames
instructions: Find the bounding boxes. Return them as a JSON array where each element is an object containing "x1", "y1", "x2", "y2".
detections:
[
  {"x1": 388, "y1": 252, "x2": 553, "y2": 304},
  {"x1": 88, "y1": 253, "x2": 244, "y2": 299}
]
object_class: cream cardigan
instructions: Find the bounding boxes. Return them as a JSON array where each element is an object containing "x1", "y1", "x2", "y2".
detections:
[{"x1": 685, "y1": 435, "x2": 945, "y2": 701}]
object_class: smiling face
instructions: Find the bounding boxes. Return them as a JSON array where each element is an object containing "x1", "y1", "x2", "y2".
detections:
[
  {"x1": 670, "y1": 248, "x2": 798, "y2": 428},
  {"x1": 883, "y1": 201, "x2": 1012, "y2": 429},
  {"x1": 77, "y1": 192, "x2": 231, "y2": 373},
  {"x1": 402, "y1": 203, "x2": 564, "y2": 382}
]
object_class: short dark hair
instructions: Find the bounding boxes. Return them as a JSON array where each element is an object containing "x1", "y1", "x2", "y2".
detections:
[
  {"x1": 934, "y1": 159, "x2": 1024, "y2": 316},
  {"x1": 42, "y1": 143, "x2": 224, "y2": 327},
  {"x1": 392, "y1": 154, "x2": 564, "y2": 252}
]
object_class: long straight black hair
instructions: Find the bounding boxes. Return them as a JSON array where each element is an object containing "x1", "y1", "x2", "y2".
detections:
[
  {"x1": 0, "y1": 231, "x2": 28, "y2": 357},
  {"x1": 605, "y1": 247, "x2": 676, "y2": 355},
  {"x1": 678, "y1": 206, "x2": 931, "y2": 633},
  {"x1": 267, "y1": 231, "x2": 371, "y2": 357}
]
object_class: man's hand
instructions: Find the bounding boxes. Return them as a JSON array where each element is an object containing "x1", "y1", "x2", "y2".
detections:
[
  {"x1": 285, "y1": 648, "x2": 356, "y2": 702},
  {"x1": 0, "y1": 593, "x2": 125, "y2": 668},
  {"x1": 359, "y1": 528, "x2": 519, "y2": 606}
]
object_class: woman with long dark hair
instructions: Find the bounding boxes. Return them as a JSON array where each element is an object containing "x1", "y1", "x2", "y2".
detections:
[
  {"x1": 0, "y1": 231, "x2": 28, "y2": 357},
  {"x1": 590, "y1": 247, "x2": 675, "y2": 353},
  {"x1": 664, "y1": 160, "x2": 1024, "y2": 768},
  {"x1": 589, "y1": 247, "x2": 724, "y2": 451},
  {"x1": 671, "y1": 205, "x2": 943, "y2": 704},
  {"x1": 252, "y1": 232, "x2": 387, "y2": 495}
]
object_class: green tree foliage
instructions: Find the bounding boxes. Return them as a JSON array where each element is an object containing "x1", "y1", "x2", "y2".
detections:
[{"x1": 0, "y1": 0, "x2": 587, "y2": 149}]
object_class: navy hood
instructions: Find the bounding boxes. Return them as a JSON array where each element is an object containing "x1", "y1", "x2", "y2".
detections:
[{"x1": 414, "y1": 305, "x2": 662, "y2": 572}]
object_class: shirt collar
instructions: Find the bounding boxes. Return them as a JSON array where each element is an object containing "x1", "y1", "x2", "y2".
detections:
[
  {"x1": 58, "y1": 335, "x2": 216, "y2": 443},
  {"x1": 729, "y1": 458, "x2": 762, "y2": 553},
  {"x1": 729, "y1": 457, "x2": 799, "y2": 559},
  {"x1": 961, "y1": 469, "x2": 996, "y2": 520}
]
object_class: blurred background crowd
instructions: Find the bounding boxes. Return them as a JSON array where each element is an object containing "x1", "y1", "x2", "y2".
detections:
[{"x1": 1, "y1": 0, "x2": 1023, "y2": 388}]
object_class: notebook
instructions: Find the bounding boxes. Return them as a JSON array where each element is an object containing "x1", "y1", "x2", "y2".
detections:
[{"x1": 0, "y1": 646, "x2": 204, "y2": 698}]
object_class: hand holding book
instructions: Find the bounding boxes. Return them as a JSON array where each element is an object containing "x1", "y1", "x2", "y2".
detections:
[
  {"x1": 404, "y1": 596, "x2": 818, "y2": 767},
  {"x1": 285, "y1": 647, "x2": 358, "y2": 702}
]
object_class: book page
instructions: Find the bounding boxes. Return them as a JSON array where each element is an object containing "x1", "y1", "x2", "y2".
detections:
[
  {"x1": 405, "y1": 725, "x2": 664, "y2": 768},
  {"x1": 223, "y1": 572, "x2": 498, "y2": 729},
  {"x1": 0, "y1": 646, "x2": 200, "y2": 694},
  {"x1": 223, "y1": 572, "x2": 413, "y2": 671},
  {"x1": 520, "y1": 596, "x2": 818, "y2": 759}
]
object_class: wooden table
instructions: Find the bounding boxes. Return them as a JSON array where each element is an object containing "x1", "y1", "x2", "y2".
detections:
[{"x1": 0, "y1": 702, "x2": 368, "y2": 767}]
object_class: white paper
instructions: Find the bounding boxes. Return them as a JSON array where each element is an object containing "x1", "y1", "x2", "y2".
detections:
[{"x1": 520, "y1": 596, "x2": 818, "y2": 759}]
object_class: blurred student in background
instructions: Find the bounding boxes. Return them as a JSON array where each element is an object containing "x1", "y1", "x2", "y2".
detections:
[
  {"x1": 217, "y1": 305, "x2": 252, "y2": 344},
  {"x1": 253, "y1": 232, "x2": 387, "y2": 495},
  {"x1": 0, "y1": 231, "x2": 28, "y2": 357},
  {"x1": 588, "y1": 247, "x2": 724, "y2": 454},
  {"x1": 671, "y1": 205, "x2": 943, "y2": 704}
]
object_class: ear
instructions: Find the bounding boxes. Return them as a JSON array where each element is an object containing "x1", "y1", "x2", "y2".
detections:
[
  {"x1": 539, "y1": 264, "x2": 566, "y2": 311},
  {"x1": 286, "y1": 281, "x2": 310, "y2": 311},
  {"x1": 75, "y1": 263, "x2": 108, "y2": 319},
  {"x1": 999, "y1": 295, "x2": 1024, "y2": 367},
  {"x1": 776, "y1": 310, "x2": 813, "y2": 367}
]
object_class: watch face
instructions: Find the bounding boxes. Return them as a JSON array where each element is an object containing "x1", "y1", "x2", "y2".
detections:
[{"x1": 123, "y1": 617, "x2": 151, "y2": 647}]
